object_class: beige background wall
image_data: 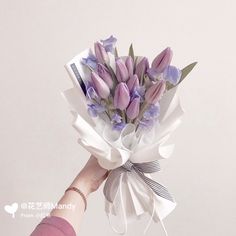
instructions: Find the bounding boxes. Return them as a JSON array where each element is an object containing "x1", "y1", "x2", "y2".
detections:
[{"x1": 0, "y1": 0, "x2": 236, "y2": 235}]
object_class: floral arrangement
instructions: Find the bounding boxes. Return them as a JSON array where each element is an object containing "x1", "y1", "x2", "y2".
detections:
[
  {"x1": 63, "y1": 35, "x2": 196, "y2": 235},
  {"x1": 81, "y1": 36, "x2": 196, "y2": 132}
]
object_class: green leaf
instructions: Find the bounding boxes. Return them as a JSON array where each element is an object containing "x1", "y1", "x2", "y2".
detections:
[
  {"x1": 179, "y1": 61, "x2": 197, "y2": 82},
  {"x1": 114, "y1": 47, "x2": 119, "y2": 58},
  {"x1": 128, "y1": 44, "x2": 135, "y2": 60},
  {"x1": 105, "y1": 64, "x2": 118, "y2": 92},
  {"x1": 167, "y1": 61, "x2": 197, "y2": 90}
]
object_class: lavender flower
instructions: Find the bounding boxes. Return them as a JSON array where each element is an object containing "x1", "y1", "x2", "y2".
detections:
[
  {"x1": 163, "y1": 65, "x2": 182, "y2": 85},
  {"x1": 111, "y1": 113, "x2": 126, "y2": 131},
  {"x1": 113, "y1": 122, "x2": 126, "y2": 131},
  {"x1": 139, "y1": 104, "x2": 160, "y2": 129},
  {"x1": 101, "y1": 35, "x2": 117, "y2": 53},
  {"x1": 130, "y1": 86, "x2": 145, "y2": 102},
  {"x1": 143, "y1": 104, "x2": 160, "y2": 120},
  {"x1": 87, "y1": 103, "x2": 106, "y2": 117},
  {"x1": 111, "y1": 113, "x2": 123, "y2": 123},
  {"x1": 81, "y1": 54, "x2": 98, "y2": 70}
]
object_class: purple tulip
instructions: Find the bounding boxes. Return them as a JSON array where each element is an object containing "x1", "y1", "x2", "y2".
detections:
[
  {"x1": 145, "y1": 80, "x2": 166, "y2": 104},
  {"x1": 91, "y1": 72, "x2": 110, "y2": 99},
  {"x1": 135, "y1": 57, "x2": 149, "y2": 80},
  {"x1": 97, "y1": 63, "x2": 114, "y2": 89},
  {"x1": 127, "y1": 74, "x2": 139, "y2": 92},
  {"x1": 127, "y1": 97, "x2": 140, "y2": 119},
  {"x1": 115, "y1": 58, "x2": 129, "y2": 82},
  {"x1": 113, "y1": 82, "x2": 130, "y2": 110},
  {"x1": 125, "y1": 56, "x2": 134, "y2": 76},
  {"x1": 94, "y1": 42, "x2": 110, "y2": 64},
  {"x1": 151, "y1": 47, "x2": 173, "y2": 73}
]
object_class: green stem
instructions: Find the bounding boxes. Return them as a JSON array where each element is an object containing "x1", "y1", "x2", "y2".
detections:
[
  {"x1": 121, "y1": 110, "x2": 126, "y2": 122},
  {"x1": 127, "y1": 117, "x2": 132, "y2": 123},
  {"x1": 134, "y1": 101, "x2": 149, "y2": 127}
]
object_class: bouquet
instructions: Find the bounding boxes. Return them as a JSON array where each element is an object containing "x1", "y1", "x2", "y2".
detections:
[{"x1": 62, "y1": 36, "x2": 196, "y2": 235}]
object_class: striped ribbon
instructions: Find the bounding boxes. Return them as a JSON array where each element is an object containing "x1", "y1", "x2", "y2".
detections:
[{"x1": 104, "y1": 160, "x2": 174, "y2": 203}]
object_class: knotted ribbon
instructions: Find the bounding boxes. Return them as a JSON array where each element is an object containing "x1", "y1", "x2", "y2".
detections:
[{"x1": 104, "y1": 160, "x2": 174, "y2": 203}]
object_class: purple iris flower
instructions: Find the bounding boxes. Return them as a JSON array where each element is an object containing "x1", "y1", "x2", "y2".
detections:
[
  {"x1": 81, "y1": 54, "x2": 98, "y2": 70},
  {"x1": 100, "y1": 35, "x2": 117, "y2": 53},
  {"x1": 163, "y1": 65, "x2": 182, "y2": 85},
  {"x1": 87, "y1": 103, "x2": 106, "y2": 117}
]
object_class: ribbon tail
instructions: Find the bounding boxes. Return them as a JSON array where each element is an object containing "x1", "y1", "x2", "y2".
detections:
[
  {"x1": 137, "y1": 171, "x2": 175, "y2": 203},
  {"x1": 143, "y1": 191, "x2": 168, "y2": 236},
  {"x1": 143, "y1": 191, "x2": 156, "y2": 235},
  {"x1": 156, "y1": 202, "x2": 169, "y2": 236},
  {"x1": 119, "y1": 174, "x2": 128, "y2": 235},
  {"x1": 105, "y1": 173, "x2": 128, "y2": 235}
]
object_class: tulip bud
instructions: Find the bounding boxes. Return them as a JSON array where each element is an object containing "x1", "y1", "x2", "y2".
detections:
[
  {"x1": 113, "y1": 82, "x2": 130, "y2": 110},
  {"x1": 91, "y1": 72, "x2": 110, "y2": 99},
  {"x1": 115, "y1": 58, "x2": 129, "y2": 82},
  {"x1": 151, "y1": 47, "x2": 173, "y2": 73},
  {"x1": 94, "y1": 42, "x2": 110, "y2": 64},
  {"x1": 125, "y1": 56, "x2": 134, "y2": 76},
  {"x1": 127, "y1": 97, "x2": 140, "y2": 119},
  {"x1": 127, "y1": 74, "x2": 139, "y2": 92},
  {"x1": 145, "y1": 80, "x2": 166, "y2": 104},
  {"x1": 135, "y1": 57, "x2": 149, "y2": 80},
  {"x1": 97, "y1": 63, "x2": 114, "y2": 89}
]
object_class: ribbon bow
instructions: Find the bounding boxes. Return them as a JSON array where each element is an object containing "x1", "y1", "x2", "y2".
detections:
[{"x1": 104, "y1": 160, "x2": 174, "y2": 203}]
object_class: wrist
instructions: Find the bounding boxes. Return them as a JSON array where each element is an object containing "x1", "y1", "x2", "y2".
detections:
[{"x1": 70, "y1": 175, "x2": 91, "y2": 197}]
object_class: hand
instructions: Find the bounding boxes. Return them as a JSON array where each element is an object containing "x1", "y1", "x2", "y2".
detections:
[
  {"x1": 50, "y1": 156, "x2": 108, "y2": 233},
  {"x1": 71, "y1": 156, "x2": 109, "y2": 197}
]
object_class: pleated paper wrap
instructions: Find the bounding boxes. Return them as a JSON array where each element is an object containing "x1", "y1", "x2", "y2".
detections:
[{"x1": 62, "y1": 49, "x2": 184, "y2": 235}]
